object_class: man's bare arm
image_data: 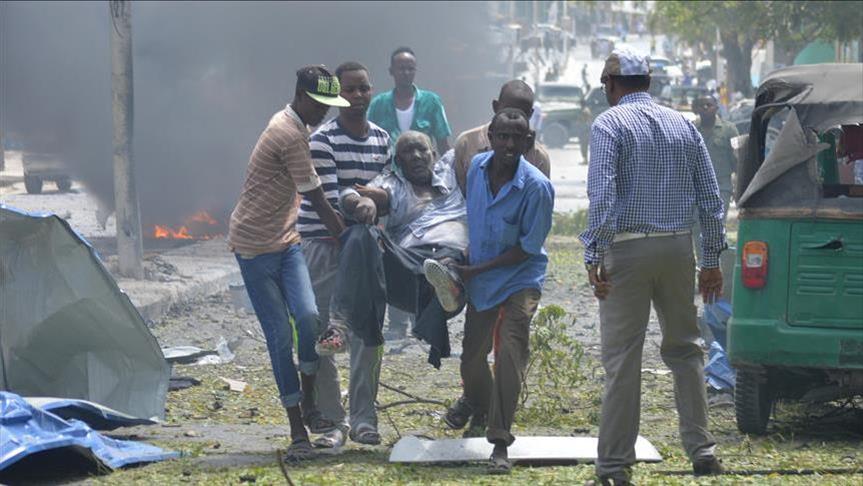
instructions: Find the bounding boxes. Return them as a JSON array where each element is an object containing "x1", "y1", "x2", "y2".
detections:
[
  {"x1": 301, "y1": 186, "x2": 345, "y2": 238},
  {"x1": 354, "y1": 184, "x2": 390, "y2": 216},
  {"x1": 342, "y1": 193, "x2": 377, "y2": 224}
]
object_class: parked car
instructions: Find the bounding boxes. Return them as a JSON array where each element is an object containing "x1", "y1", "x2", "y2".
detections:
[
  {"x1": 22, "y1": 153, "x2": 72, "y2": 194},
  {"x1": 536, "y1": 83, "x2": 583, "y2": 148},
  {"x1": 728, "y1": 63, "x2": 863, "y2": 435}
]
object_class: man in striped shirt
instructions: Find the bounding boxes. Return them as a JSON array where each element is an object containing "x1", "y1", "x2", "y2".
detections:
[
  {"x1": 298, "y1": 61, "x2": 390, "y2": 448},
  {"x1": 227, "y1": 65, "x2": 348, "y2": 461},
  {"x1": 579, "y1": 50, "x2": 725, "y2": 484}
]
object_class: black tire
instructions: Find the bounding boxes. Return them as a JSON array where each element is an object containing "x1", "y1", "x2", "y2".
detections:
[
  {"x1": 542, "y1": 123, "x2": 569, "y2": 148},
  {"x1": 735, "y1": 368, "x2": 774, "y2": 435},
  {"x1": 24, "y1": 175, "x2": 43, "y2": 194},
  {"x1": 56, "y1": 177, "x2": 72, "y2": 192}
]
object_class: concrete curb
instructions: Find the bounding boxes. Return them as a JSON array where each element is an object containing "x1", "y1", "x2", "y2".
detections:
[{"x1": 113, "y1": 242, "x2": 242, "y2": 324}]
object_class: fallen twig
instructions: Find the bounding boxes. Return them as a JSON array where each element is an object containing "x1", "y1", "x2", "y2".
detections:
[
  {"x1": 655, "y1": 467, "x2": 863, "y2": 477},
  {"x1": 275, "y1": 449, "x2": 296, "y2": 486},
  {"x1": 381, "y1": 407, "x2": 402, "y2": 441},
  {"x1": 380, "y1": 382, "x2": 446, "y2": 407},
  {"x1": 377, "y1": 398, "x2": 445, "y2": 411}
]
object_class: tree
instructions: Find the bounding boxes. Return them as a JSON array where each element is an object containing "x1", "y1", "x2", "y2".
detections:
[{"x1": 652, "y1": 1, "x2": 863, "y2": 95}]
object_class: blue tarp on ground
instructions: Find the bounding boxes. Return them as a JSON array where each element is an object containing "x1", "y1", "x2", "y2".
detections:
[
  {"x1": 702, "y1": 299, "x2": 736, "y2": 392},
  {"x1": 23, "y1": 397, "x2": 157, "y2": 431},
  {"x1": 0, "y1": 392, "x2": 177, "y2": 473}
]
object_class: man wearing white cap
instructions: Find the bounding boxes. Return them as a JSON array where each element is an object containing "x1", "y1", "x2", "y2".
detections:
[{"x1": 579, "y1": 49, "x2": 726, "y2": 484}]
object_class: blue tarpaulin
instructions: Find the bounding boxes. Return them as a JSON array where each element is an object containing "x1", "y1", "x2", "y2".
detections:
[
  {"x1": 705, "y1": 341, "x2": 736, "y2": 392},
  {"x1": 0, "y1": 392, "x2": 177, "y2": 475},
  {"x1": 23, "y1": 397, "x2": 157, "y2": 431}
]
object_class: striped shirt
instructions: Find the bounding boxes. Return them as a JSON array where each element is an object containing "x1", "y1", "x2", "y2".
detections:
[
  {"x1": 298, "y1": 119, "x2": 390, "y2": 238},
  {"x1": 227, "y1": 105, "x2": 321, "y2": 256},
  {"x1": 579, "y1": 92, "x2": 726, "y2": 268}
]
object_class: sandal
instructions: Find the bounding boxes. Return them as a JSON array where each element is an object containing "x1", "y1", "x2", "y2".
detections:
[
  {"x1": 313, "y1": 428, "x2": 346, "y2": 449},
  {"x1": 487, "y1": 449, "x2": 512, "y2": 475},
  {"x1": 315, "y1": 326, "x2": 347, "y2": 356},
  {"x1": 283, "y1": 437, "x2": 315, "y2": 463},
  {"x1": 303, "y1": 410, "x2": 338, "y2": 434},
  {"x1": 349, "y1": 424, "x2": 381, "y2": 445}
]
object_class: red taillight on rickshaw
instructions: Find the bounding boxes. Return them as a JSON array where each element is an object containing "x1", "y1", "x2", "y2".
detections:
[{"x1": 741, "y1": 241, "x2": 768, "y2": 289}]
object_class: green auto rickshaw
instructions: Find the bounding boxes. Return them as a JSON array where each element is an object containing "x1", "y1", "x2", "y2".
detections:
[{"x1": 728, "y1": 63, "x2": 863, "y2": 435}]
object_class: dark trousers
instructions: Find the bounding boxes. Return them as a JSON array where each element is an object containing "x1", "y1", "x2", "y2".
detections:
[
  {"x1": 330, "y1": 225, "x2": 463, "y2": 367},
  {"x1": 460, "y1": 288, "x2": 541, "y2": 446}
]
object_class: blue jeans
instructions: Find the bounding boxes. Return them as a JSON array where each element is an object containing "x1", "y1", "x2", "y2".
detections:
[{"x1": 235, "y1": 245, "x2": 319, "y2": 408}]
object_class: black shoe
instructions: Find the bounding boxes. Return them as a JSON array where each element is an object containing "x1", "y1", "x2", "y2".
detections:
[
  {"x1": 693, "y1": 455, "x2": 724, "y2": 476},
  {"x1": 443, "y1": 396, "x2": 474, "y2": 430},
  {"x1": 462, "y1": 412, "x2": 487, "y2": 438}
]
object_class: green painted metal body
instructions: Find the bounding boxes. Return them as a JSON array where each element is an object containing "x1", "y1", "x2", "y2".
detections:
[{"x1": 728, "y1": 217, "x2": 863, "y2": 370}]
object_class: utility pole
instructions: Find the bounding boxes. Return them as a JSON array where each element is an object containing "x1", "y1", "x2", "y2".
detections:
[{"x1": 110, "y1": 0, "x2": 143, "y2": 279}]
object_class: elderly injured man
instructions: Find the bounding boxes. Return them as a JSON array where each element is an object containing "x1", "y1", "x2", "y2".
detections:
[{"x1": 310, "y1": 130, "x2": 468, "y2": 441}]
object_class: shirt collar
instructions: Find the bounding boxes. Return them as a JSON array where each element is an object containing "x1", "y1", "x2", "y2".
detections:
[
  {"x1": 284, "y1": 104, "x2": 308, "y2": 134},
  {"x1": 478, "y1": 152, "x2": 528, "y2": 190},
  {"x1": 618, "y1": 91, "x2": 653, "y2": 105},
  {"x1": 392, "y1": 158, "x2": 450, "y2": 193}
]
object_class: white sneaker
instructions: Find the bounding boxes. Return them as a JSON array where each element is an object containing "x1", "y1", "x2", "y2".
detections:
[{"x1": 423, "y1": 259, "x2": 463, "y2": 313}]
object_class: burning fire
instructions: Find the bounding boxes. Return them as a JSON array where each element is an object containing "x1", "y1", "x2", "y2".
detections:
[{"x1": 153, "y1": 211, "x2": 223, "y2": 240}]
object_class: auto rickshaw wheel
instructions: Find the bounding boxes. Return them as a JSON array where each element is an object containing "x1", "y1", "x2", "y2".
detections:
[
  {"x1": 56, "y1": 177, "x2": 72, "y2": 192},
  {"x1": 735, "y1": 368, "x2": 774, "y2": 435},
  {"x1": 24, "y1": 175, "x2": 43, "y2": 194}
]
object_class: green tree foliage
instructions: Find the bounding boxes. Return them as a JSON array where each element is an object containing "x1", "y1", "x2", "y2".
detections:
[{"x1": 652, "y1": 1, "x2": 863, "y2": 95}]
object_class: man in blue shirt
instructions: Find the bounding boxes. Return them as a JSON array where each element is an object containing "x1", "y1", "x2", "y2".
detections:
[
  {"x1": 580, "y1": 50, "x2": 725, "y2": 484},
  {"x1": 429, "y1": 107, "x2": 553, "y2": 474}
]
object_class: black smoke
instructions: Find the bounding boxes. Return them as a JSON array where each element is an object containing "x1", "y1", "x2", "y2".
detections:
[{"x1": 1, "y1": 1, "x2": 505, "y2": 226}]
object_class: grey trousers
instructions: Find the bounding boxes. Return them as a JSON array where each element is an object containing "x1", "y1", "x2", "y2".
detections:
[
  {"x1": 386, "y1": 306, "x2": 414, "y2": 339},
  {"x1": 460, "y1": 288, "x2": 541, "y2": 446},
  {"x1": 302, "y1": 238, "x2": 382, "y2": 430},
  {"x1": 596, "y1": 234, "x2": 716, "y2": 480}
]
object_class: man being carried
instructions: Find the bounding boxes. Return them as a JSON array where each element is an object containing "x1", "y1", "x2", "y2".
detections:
[
  {"x1": 297, "y1": 61, "x2": 390, "y2": 449},
  {"x1": 431, "y1": 108, "x2": 554, "y2": 474},
  {"x1": 227, "y1": 65, "x2": 348, "y2": 462},
  {"x1": 453, "y1": 80, "x2": 550, "y2": 194},
  {"x1": 325, "y1": 131, "x2": 469, "y2": 366}
]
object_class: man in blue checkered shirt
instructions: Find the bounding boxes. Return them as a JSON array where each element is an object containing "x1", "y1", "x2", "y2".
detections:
[{"x1": 580, "y1": 50, "x2": 726, "y2": 485}]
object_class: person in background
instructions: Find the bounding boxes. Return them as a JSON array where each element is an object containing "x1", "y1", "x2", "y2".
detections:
[
  {"x1": 226, "y1": 65, "x2": 348, "y2": 462},
  {"x1": 297, "y1": 61, "x2": 390, "y2": 449},
  {"x1": 692, "y1": 95, "x2": 739, "y2": 260},
  {"x1": 453, "y1": 80, "x2": 550, "y2": 195},
  {"x1": 580, "y1": 50, "x2": 726, "y2": 485},
  {"x1": 437, "y1": 107, "x2": 554, "y2": 475},
  {"x1": 367, "y1": 46, "x2": 453, "y2": 339},
  {"x1": 368, "y1": 46, "x2": 452, "y2": 154}
]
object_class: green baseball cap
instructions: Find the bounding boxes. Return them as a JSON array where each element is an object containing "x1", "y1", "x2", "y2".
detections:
[{"x1": 296, "y1": 65, "x2": 350, "y2": 107}]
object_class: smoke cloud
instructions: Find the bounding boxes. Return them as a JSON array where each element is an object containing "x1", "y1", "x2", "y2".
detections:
[{"x1": 1, "y1": 1, "x2": 505, "y2": 227}]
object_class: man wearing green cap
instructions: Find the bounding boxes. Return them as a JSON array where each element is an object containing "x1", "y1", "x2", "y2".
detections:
[{"x1": 227, "y1": 65, "x2": 349, "y2": 462}]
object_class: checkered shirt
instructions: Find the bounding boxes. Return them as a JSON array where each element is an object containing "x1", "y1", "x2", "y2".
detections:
[{"x1": 579, "y1": 92, "x2": 726, "y2": 268}]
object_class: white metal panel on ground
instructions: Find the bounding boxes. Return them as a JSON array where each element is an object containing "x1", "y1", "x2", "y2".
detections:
[{"x1": 389, "y1": 436, "x2": 662, "y2": 464}]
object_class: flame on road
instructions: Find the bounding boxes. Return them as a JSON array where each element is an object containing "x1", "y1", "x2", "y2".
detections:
[{"x1": 153, "y1": 211, "x2": 222, "y2": 240}]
